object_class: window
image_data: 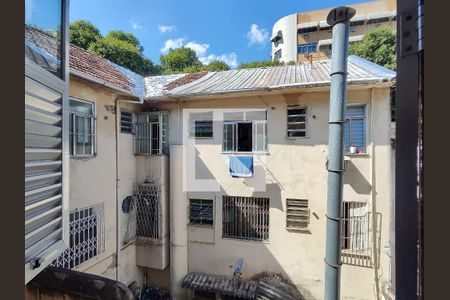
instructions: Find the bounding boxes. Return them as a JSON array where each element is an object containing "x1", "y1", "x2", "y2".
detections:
[
  {"x1": 223, "y1": 110, "x2": 267, "y2": 152},
  {"x1": 189, "y1": 111, "x2": 213, "y2": 138},
  {"x1": 344, "y1": 105, "x2": 366, "y2": 153},
  {"x1": 274, "y1": 49, "x2": 282, "y2": 60},
  {"x1": 350, "y1": 20, "x2": 365, "y2": 27},
  {"x1": 341, "y1": 201, "x2": 374, "y2": 267},
  {"x1": 189, "y1": 199, "x2": 214, "y2": 225},
  {"x1": 367, "y1": 17, "x2": 390, "y2": 25},
  {"x1": 120, "y1": 110, "x2": 133, "y2": 134},
  {"x1": 286, "y1": 199, "x2": 310, "y2": 230},
  {"x1": 298, "y1": 43, "x2": 317, "y2": 54},
  {"x1": 287, "y1": 107, "x2": 307, "y2": 137},
  {"x1": 319, "y1": 44, "x2": 332, "y2": 54},
  {"x1": 298, "y1": 26, "x2": 317, "y2": 34},
  {"x1": 273, "y1": 37, "x2": 283, "y2": 47},
  {"x1": 69, "y1": 98, "x2": 95, "y2": 157},
  {"x1": 134, "y1": 112, "x2": 169, "y2": 155},
  {"x1": 51, "y1": 203, "x2": 105, "y2": 269},
  {"x1": 222, "y1": 196, "x2": 269, "y2": 241}
]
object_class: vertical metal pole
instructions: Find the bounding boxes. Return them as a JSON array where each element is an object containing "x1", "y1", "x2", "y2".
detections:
[{"x1": 324, "y1": 7, "x2": 355, "y2": 300}]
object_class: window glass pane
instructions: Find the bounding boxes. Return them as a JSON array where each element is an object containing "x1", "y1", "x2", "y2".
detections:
[
  {"x1": 25, "y1": 0, "x2": 62, "y2": 78},
  {"x1": 254, "y1": 123, "x2": 266, "y2": 151},
  {"x1": 287, "y1": 123, "x2": 306, "y2": 130},
  {"x1": 223, "y1": 123, "x2": 235, "y2": 151},
  {"x1": 70, "y1": 99, "x2": 93, "y2": 115}
]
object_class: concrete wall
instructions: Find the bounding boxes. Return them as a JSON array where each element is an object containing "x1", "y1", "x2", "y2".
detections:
[
  {"x1": 271, "y1": 13, "x2": 298, "y2": 63},
  {"x1": 150, "y1": 86, "x2": 393, "y2": 300},
  {"x1": 68, "y1": 77, "x2": 144, "y2": 287}
]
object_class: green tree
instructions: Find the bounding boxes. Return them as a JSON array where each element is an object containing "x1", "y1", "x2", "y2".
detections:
[
  {"x1": 160, "y1": 47, "x2": 202, "y2": 74},
  {"x1": 349, "y1": 26, "x2": 396, "y2": 70},
  {"x1": 237, "y1": 60, "x2": 285, "y2": 69},
  {"x1": 69, "y1": 20, "x2": 102, "y2": 49},
  {"x1": 206, "y1": 60, "x2": 230, "y2": 71},
  {"x1": 88, "y1": 35, "x2": 157, "y2": 75},
  {"x1": 106, "y1": 30, "x2": 143, "y2": 52}
]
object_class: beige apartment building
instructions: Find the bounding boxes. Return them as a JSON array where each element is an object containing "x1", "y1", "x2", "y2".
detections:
[
  {"x1": 271, "y1": 0, "x2": 397, "y2": 63},
  {"x1": 26, "y1": 23, "x2": 396, "y2": 300}
]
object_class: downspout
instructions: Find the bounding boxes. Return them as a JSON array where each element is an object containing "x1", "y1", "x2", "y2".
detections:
[
  {"x1": 369, "y1": 88, "x2": 381, "y2": 300},
  {"x1": 324, "y1": 7, "x2": 355, "y2": 300},
  {"x1": 115, "y1": 98, "x2": 121, "y2": 282}
]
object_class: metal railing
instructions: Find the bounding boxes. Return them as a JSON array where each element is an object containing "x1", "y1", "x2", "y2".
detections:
[
  {"x1": 51, "y1": 203, "x2": 105, "y2": 269},
  {"x1": 222, "y1": 196, "x2": 269, "y2": 241},
  {"x1": 341, "y1": 201, "x2": 381, "y2": 268}
]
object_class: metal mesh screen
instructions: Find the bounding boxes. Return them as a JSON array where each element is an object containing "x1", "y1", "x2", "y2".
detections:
[
  {"x1": 341, "y1": 201, "x2": 382, "y2": 268},
  {"x1": 222, "y1": 196, "x2": 269, "y2": 241},
  {"x1": 51, "y1": 203, "x2": 105, "y2": 269},
  {"x1": 124, "y1": 182, "x2": 161, "y2": 245}
]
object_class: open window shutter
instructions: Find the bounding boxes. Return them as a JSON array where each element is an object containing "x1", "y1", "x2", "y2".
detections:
[{"x1": 25, "y1": 75, "x2": 68, "y2": 283}]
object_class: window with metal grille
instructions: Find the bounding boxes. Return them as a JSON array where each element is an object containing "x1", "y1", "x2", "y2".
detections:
[
  {"x1": 134, "y1": 112, "x2": 169, "y2": 155},
  {"x1": 51, "y1": 203, "x2": 105, "y2": 269},
  {"x1": 189, "y1": 111, "x2": 213, "y2": 138},
  {"x1": 344, "y1": 105, "x2": 366, "y2": 153},
  {"x1": 287, "y1": 107, "x2": 307, "y2": 137},
  {"x1": 222, "y1": 196, "x2": 269, "y2": 241},
  {"x1": 298, "y1": 26, "x2": 317, "y2": 34},
  {"x1": 223, "y1": 110, "x2": 267, "y2": 152},
  {"x1": 124, "y1": 183, "x2": 161, "y2": 245},
  {"x1": 189, "y1": 199, "x2": 214, "y2": 225},
  {"x1": 120, "y1": 110, "x2": 133, "y2": 134},
  {"x1": 341, "y1": 201, "x2": 380, "y2": 268},
  {"x1": 69, "y1": 98, "x2": 95, "y2": 157},
  {"x1": 286, "y1": 199, "x2": 310, "y2": 230}
]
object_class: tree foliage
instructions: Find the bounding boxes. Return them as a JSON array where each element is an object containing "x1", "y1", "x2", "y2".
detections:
[
  {"x1": 349, "y1": 26, "x2": 396, "y2": 70},
  {"x1": 160, "y1": 47, "x2": 202, "y2": 74},
  {"x1": 69, "y1": 20, "x2": 101, "y2": 49},
  {"x1": 106, "y1": 30, "x2": 144, "y2": 52},
  {"x1": 206, "y1": 60, "x2": 230, "y2": 71},
  {"x1": 237, "y1": 60, "x2": 285, "y2": 69},
  {"x1": 88, "y1": 35, "x2": 157, "y2": 76}
]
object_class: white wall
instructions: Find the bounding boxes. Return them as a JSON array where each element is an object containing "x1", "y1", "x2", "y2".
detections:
[
  {"x1": 271, "y1": 13, "x2": 298, "y2": 63},
  {"x1": 151, "y1": 86, "x2": 393, "y2": 300}
]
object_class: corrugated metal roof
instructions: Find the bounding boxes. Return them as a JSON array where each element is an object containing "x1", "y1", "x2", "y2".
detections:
[
  {"x1": 144, "y1": 56, "x2": 395, "y2": 100},
  {"x1": 182, "y1": 272, "x2": 259, "y2": 299},
  {"x1": 144, "y1": 74, "x2": 186, "y2": 98}
]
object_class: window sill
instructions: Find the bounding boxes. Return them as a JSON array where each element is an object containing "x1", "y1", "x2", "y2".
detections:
[
  {"x1": 188, "y1": 223, "x2": 214, "y2": 229},
  {"x1": 286, "y1": 227, "x2": 311, "y2": 234},
  {"x1": 221, "y1": 236, "x2": 269, "y2": 245},
  {"x1": 221, "y1": 151, "x2": 269, "y2": 155},
  {"x1": 285, "y1": 135, "x2": 310, "y2": 140},
  {"x1": 345, "y1": 153, "x2": 370, "y2": 157},
  {"x1": 70, "y1": 154, "x2": 96, "y2": 160}
]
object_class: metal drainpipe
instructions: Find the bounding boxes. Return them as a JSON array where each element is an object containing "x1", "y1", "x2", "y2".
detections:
[
  {"x1": 324, "y1": 6, "x2": 355, "y2": 300},
  {"x1": 115, "y1": 98, "x2": 121, "y2": 282}
]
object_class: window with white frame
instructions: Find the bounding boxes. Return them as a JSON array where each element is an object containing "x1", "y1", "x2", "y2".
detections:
[
  {"x1": 286, "y1": 199, "x2": 310, "y2": 230},
  {"x1": 287, "y1": 106, "x2": 307, "y2": 137},
  {"x1": 189, "y1": 111, "x2": 213, "y2": 138},
  {"x1": 274, "y1": 49, "x2": 282, "y2": 60},
  {"x1": 222, "y1": 196, "x2": 269, "y2": 241},
  {"x1": 51, "y1": 203, "x2": 105, "y2": 269},
  {"x1": 344, "y1": 105, "x2": 366, "y2": 154},
  {"x1": 189, "y1": 199, "x2": 214, "y2": 225},
  {"x1": 69, "y1": 98, "x2": 95, "y2": 157},
  {"x1": 223, "y1": 110, "x2": 267, "y2": 152},
  {"x1": 134, "y1": 111, "x2": 169, "y2": 155}
]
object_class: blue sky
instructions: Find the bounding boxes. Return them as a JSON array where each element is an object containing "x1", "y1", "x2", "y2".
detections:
[{"x1": 70, "y1": 0, "x2": 370, "y2": 67}]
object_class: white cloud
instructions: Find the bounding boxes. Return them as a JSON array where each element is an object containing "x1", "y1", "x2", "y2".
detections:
[
  {"x1": 246, "y1": 24, "x2": 268, "y2": 46},
  {"x1": 158, "y1": 24, "x2": 176, "y2": 34},
  {"x1": 200, "y1": 53, "x2": 238, "y2": 68},
  {"x1": 185, "y1": 41, "x2": 210, "y2": 57},
  {"x1": 160, "y1": 38, "x2": 185, "y2": 53},
  {"x1": 129, "y1": 20, "x2": 142, "y2": 30},
  {"x1": 161, "y1": 38, "x2": 238, "y2": 68}
]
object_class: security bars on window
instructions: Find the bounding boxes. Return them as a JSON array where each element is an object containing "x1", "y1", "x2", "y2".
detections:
[
  {"x1": 189, "y1": 199, "x2": 213, "y2": 225},
  {"x1": 222, "y1": 196, "x2": 269, "y2": 241},
  {"x1": 51, "y1": 203, "x2": 105, "y2": 269},
  {"x1": 69, "y1": 98, "x2": 95, "y2": 157},
  {"x1": 341, "y1": 201, "x2": 382, "y2": 268},
  {"x1": 286, "y1": 199, "x2": 310, "y2": 230},
  {"x1": 189, "y1": 111, "x2": 213, "y2": 138},
  {"x1": 124, "y1": 182, "x2": 161, "y2": 245},
  {"x1": 134, "y1": 112, "x2": 169, "y2": 155},
  {"x1": 287, "y1": 107, "x2": 307, "y2": 137}
]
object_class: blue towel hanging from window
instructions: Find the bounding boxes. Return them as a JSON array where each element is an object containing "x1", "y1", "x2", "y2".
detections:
[{"x1": 229, "y1": 155, "x2": 253, "y2": 178}]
